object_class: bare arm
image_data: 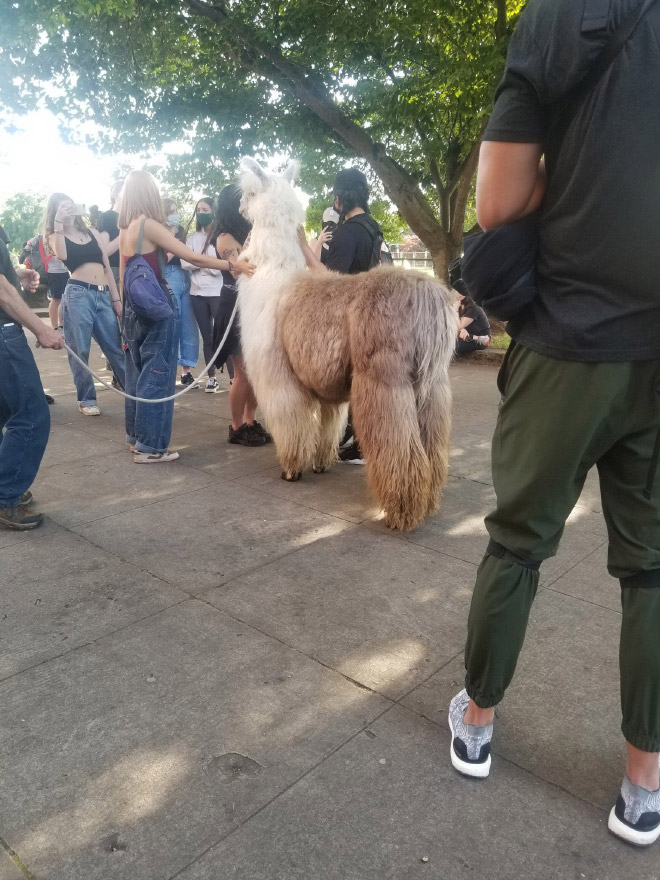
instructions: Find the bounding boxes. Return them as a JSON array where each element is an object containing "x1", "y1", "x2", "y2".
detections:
[
  {"x1": 476, "y1": 141, "x2": 545, "y2": 231},
  {"x1": 459, "y1": 316, "x2": 474, "y2": 330},
  {"x1": 101, "y1": 233, "x2": 120, "y2": 258},
  {"x1": 145, "y1": 220, "x2": 253, "y2": 276},
  {"x1": 90, "y1": 229, "x2": 121, "y2": 314},
  {"x1": 0, "y1": 273, "x2": 64, "y2": 348},
  {"x1": 297, "y1": 227, "x2": 327, "y2": 274}
]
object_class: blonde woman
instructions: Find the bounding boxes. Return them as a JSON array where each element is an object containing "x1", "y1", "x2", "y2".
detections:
[
  {"x1": 118, "y1": 170, "x2": 253, "y2": 463},
  {"x1": 47, "y1": 192, "x2": 125, "y2": 416}
]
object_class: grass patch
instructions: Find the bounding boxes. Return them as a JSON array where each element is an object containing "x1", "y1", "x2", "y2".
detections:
[{"x1": 490, "y1": 333, "x2": 511, "y2": 350}]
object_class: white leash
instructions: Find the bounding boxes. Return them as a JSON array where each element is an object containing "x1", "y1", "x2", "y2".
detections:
[{"x1": 61, "y1": 300, "x2": 238, "y2": 404}]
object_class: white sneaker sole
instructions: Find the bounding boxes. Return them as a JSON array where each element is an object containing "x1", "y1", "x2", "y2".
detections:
[
  {"x1": 340, "y1": 458, "x2": 365, "y2": 465},
  {"x1": 133, "y1": 452, "x2": 180, "y2": 464},
  {"x1": 608, "y1": 807, "x2": 660, "y2": 846},
  {"x1": 448, "y1": 708, "x2": 491, "y2": 779}
]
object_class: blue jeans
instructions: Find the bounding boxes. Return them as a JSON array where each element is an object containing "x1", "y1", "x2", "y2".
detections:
[
  {"x1": 123, "y1": 303, "x2": 179, "y2": 454},
  {"x1": 61, "y1": 281, "x2": 126, "y2": 406},
  {"x1": 164, "y1": 265, "x2": 199, "y2": 369},
  {"x1": 0, "y1": 323, "x2": 50, "y2": 508}
]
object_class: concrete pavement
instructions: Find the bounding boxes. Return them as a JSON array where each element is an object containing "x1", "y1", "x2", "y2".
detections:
[{"x1": 0, "y1": 337, "x2": 656, "y2": 879}]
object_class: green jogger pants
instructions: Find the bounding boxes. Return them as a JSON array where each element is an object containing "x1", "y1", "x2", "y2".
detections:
[{"x1": 464, "y1": 343, "x2": 660, "y2": 752}]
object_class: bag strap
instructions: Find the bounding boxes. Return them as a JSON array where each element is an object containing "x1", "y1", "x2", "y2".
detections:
[
  {"x1": 563, "y1": 0, "x2": 659, "y2": 114},
  {"x1": 347, "y1": 214, "x2": 382, "y2": 240}
]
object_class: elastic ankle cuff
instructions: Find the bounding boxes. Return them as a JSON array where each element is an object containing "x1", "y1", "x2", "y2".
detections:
[
  {"x1": 465, "y1": 681, "x2": 500, "y2": 709},
  {"x1": 622, "y1": 724, "x2": 660, "y2": 753}
]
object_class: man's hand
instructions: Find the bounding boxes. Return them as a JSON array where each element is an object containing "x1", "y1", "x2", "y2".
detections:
[
  {"x1": 459, "y1": 328, "x2": 470, "y2": 341},
  {"x1": 16, "y1": 267, "x2": 40, "y2": 292},
  {"x1": 35, "y1": 326, "x2": 65, "y2": 350},
  {"x1": 112, "y1": 299, "x2": 122, "y2": 318}
]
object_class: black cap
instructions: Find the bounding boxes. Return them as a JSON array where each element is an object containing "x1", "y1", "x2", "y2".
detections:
[{"x1": 333, "y1": 168, "x2": 368, "y2": 194}]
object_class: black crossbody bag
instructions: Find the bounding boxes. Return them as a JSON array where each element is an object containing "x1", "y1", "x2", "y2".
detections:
[{"x1": 461, "y1": 0, "x2": 659, "y2": 322}]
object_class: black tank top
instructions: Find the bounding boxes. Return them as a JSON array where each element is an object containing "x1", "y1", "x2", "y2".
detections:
[{"x1": 63, "y1": 234, "x2": 104, "y2": 273}]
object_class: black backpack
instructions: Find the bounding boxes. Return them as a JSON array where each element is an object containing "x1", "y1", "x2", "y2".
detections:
[{"x1": 348, "y1": 214, "x2": 394, "y2": 269}]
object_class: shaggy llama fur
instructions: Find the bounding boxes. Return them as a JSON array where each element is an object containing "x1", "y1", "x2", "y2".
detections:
[{"x1": 237, "y1": 158, "x2": 457, "y2": 531}]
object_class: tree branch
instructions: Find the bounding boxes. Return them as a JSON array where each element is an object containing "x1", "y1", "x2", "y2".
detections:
[{"x1": 181, "y1": 0, "x2": 447, "y2": 251}]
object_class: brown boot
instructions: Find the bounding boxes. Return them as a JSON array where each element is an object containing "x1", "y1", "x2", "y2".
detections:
[{"x1": 0, "y1": 505, "x2": 43, "y2": 530}]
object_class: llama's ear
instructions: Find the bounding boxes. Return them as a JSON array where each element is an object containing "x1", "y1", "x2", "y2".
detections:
[
  {"x1": 282, "y1": 160, "x2": 299, "y2": 184},
  {"x1": 240, "y1": 157, "x2": 269, "y2": 188}
]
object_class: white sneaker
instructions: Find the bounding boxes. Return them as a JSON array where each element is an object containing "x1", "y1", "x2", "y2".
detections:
[
  {"x1": 205, "y1": 377, "x2": 220, "y2": 393},
  {"x1": 133, "y1": 450, "x2": 180, "y2": 464},
  {"x1": 79, "y1": 404, "x2": 101, "y2": 416}
]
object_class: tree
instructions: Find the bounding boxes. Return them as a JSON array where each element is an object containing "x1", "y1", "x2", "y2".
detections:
[
  {"x1": 0, "y1": 193, "x2": 47, "y2": 254},
  {"x1": 0, "y1": 0, "x2": 525, "y2": 276}
]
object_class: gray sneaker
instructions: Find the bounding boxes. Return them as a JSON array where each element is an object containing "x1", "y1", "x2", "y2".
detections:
[
  {"x1": 608, "y1": 775, "x2": 660, "y2": 846},
  {"x1": 448, "y1": 688, "x2": 493, "y2": 779}
]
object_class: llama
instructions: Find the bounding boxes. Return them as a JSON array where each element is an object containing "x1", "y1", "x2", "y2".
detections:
[{"x1": 237, "y1": 158, "x2": 458, "y2": 531}]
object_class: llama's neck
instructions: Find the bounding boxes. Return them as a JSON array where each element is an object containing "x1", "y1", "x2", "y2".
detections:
[{"x1": 244, "y1": 224, "x2": 305, "y2": 274}]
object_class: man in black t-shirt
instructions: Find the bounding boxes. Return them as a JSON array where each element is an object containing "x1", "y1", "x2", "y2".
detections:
[
  {"x1": 448, "y1": 0, "x2": 660, "y2": 847},
  {"x1": 0, "y1": 240, "x2": 64, "y2": 529}
]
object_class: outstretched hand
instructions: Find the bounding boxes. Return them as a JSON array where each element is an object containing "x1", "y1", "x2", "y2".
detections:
[{"x1": 232, "y1": 260, "x2": 256, "y2": 278}]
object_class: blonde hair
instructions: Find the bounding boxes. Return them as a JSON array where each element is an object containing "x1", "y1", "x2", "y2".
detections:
[{"x1": 117, "y1": 170, "x2": 164, "y2": 229}]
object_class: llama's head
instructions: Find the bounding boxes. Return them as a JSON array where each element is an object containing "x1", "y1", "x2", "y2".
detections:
[{"x1": 239, "y1": 158, "x2": 305, "y2": 235}]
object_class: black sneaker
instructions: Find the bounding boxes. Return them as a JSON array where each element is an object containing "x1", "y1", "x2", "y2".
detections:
[
  {"x1": 180, "y1": 372, "x2": 197, "y2": 388},
  {"x1": 338, "y1": 425, "x2": 354, "y2": 450},
  {"x1": 0, "y1": 506, "x2": 43, "y2": 530},
  {"x1": 45, "y1": 394, "x2": 55, "y2": 405},
  {"x1": 205, "y1": 377, "x2": 220, "y2": 393},
  {"x1": 228, "y1": 423, "x2": 267, "y2": 447},
  {"x1": 338, "y1": 440, "x2": 365, "y2": 465},
  {"x1": 250, "y1": 420, "x2": 273, "y2": 443},
  {"x1": 609, "y1": 776, "x2": 660, "y2": 846}
]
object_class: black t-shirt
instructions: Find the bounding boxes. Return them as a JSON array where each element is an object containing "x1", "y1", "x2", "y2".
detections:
[
  {"x1": 484, "y1": 0, "x2": 660, "y2": 361},
  {"x1": 97, "y1": 209, "x2": 120, "y2": 268},
  {"x1": 325, "y1": 214, "x2": 375, "y2": 275},
  {"x1": 460, "y1": 301, "x2": 490, "y2": 337},
  {"x1": 0, "y1": 239, "x2": 20, "y2": 323}
]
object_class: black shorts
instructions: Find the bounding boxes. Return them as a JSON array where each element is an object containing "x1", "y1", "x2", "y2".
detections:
[
  {"x1": 213, "y1": 289, "x2": 242, "y2": 365},
  {"x1": 47, "y1": 272, "x2": 69, "y2": 300}
]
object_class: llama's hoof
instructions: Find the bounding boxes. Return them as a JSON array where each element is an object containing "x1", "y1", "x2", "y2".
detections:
[
  {"x1": 281, "y1": 470, "x2": 302, "y2": 482},
  {"x1": 312, "y1": 464, "x2": 328, "y2": 474}
]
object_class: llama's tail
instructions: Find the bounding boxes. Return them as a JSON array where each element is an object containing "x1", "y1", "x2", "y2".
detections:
[{"x1": 409, "y1": 274, "x2": 457, "y2": 512}]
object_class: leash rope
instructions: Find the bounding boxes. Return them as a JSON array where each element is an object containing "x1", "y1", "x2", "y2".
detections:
[{"x1": 60, "y1": 300, "x2": 238, "y2": 404}]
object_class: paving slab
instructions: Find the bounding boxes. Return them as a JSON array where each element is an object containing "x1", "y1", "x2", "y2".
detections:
[
  {"x1": 0, "y1": 847, "x2": 26, "y2": 880},
  {"x1": 0, "y1": 601, "x2": 389, "y2": 880},
  {"x1": 39, "y1": 424, "x2": 127, "y2": 469},
  {"x1": 236, "y1": 463, "x2": 377, "y2": 524},
  {"x1": 170, "y1": 439, "x2": 280, "y2": 481},
  {"x1": 174, "y1": 704, "x2": 659, "y2": 880},
  {"x1": 0, "y1": 528, "x2": 186, "y2": 680},
  {"x1": 32, "y1": 454, "x2": 218, "y2": 528},
  {"x1": 74, "y1": 482, "x2": 353, "y2": 593},
  {"x1": 400, "y1": 588, "x2": 625, "y2": 810},
  {"x1": 201, "y1": 525, "x2": 475, "y2": 699},
  {"x1": 365, "y1": 475, "x2": 609, "y2": 588}
]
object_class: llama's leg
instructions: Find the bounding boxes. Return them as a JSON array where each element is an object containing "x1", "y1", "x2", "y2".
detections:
[
  {"x1": 261, "y1": 385, "x2": 319, "y2": 481},
  {"x1": 313, "y1": 402, "x2": 348, "y2": 473},
  {"x1": 417, "y1": 376, "x2": 452, "y2": 515},
  {"x1": 351, "y1": 370, "x2": 431, "y2": 531}
]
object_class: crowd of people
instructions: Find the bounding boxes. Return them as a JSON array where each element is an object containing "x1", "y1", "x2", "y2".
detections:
[{"x1": 0, "y1": 165, "x2": 399, "y2": 528}]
